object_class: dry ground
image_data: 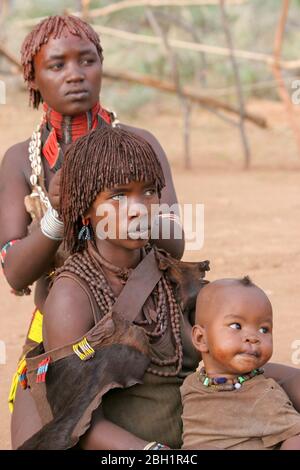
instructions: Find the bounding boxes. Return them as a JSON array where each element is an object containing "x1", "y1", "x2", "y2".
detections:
[{"x1": 0, "y1": 85, "x2": 300, "y2": 449}]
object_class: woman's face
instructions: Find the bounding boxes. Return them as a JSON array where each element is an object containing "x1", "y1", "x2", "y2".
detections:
[
  {"x1": 32, "y1": 32, "x2": 102, "y2": 115},
  {"x1": 86, "y1": 180, "x2": 160, "y2": 251}
]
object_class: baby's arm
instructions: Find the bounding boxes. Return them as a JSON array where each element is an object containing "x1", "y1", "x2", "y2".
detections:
[{"x1": 280, "y1": 435, "x2": 300, "y2": 450}]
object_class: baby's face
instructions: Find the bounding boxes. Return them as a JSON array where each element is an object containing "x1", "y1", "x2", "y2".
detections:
[{"x1": 194, "y1": 283, "x2": 273, "y2": 375}]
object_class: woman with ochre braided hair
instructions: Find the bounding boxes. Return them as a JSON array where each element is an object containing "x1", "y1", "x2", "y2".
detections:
[
  {"x1": 18, "y1": 126, "x2": 209, "y2": 450},
  {"x1": 0, "y1": 15, "x2": 184, "y2": 447}
]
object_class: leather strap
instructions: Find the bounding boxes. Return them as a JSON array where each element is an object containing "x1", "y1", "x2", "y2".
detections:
[{"x1": 111, "y1": 249, "x2": 162, "y2": 323}]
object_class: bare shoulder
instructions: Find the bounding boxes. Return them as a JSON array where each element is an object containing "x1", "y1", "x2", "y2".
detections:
[
  {"x1": 120, "y1": 123, "x2": 165, "y2": 158},
  {"x1": 43, "y1": 276, "x2": 95, "y2": 351},
  {"x1": 1, "y1": 138, "x2": 31, "y2": 179}
]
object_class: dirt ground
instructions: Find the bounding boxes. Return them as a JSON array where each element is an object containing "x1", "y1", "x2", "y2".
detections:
[{"x1": 0, "y1": 86, "x2": 300, "y2": 449}]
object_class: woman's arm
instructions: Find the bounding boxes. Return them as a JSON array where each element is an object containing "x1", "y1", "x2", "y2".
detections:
[
  {"x1": 280, "y1": 435, "x2": 300, "y2": 450},
  {"x1": 264, "y1": 363, "x2": 300, "y2": 412},
  {"x1": 43, "y1": 280, "x2": 152, "y2": 450},
  {"x1": 0, "y1": 142, "x2": 61, "y2": 291},
  {"x1": 80, "y1": 407, "x2": 148, "y2": 450}
]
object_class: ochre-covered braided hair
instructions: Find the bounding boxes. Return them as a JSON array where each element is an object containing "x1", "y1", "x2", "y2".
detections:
[
  {"x1": 21, "y1": 15, "x2": 103, "y2": 108},
  {"x1": 60, "y1": 125, "x2": 166, "y2": 254}
]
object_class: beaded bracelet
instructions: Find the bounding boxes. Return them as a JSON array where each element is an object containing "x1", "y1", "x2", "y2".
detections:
[
  {"x1": 40, "y1": 206, "x2": 64, "y2": 241},
  {"x1": 0, "y1": 239, "x2": 20, "y2": 268},
  {"x1": 1, "y1": 239, "x2": 31, "y2": 295}
]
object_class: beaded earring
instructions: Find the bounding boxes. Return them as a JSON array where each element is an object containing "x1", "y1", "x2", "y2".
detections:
[{"x1": 78, "y1": 218, "x2": 92, "y2": 241}]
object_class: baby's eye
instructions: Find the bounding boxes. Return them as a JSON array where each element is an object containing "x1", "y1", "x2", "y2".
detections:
[
  {"x1": 81, "y1": 58, "x2": 95, "y2": 65},
  {"x1": 259, "y1": 327, "x2": 269, "y2": 334},
  {"x1": 111, "y1": 194, "x2": 127, "y2": 201},
  {"x1": 229, "y1": 323, "x2": 241, "y2": 330}
]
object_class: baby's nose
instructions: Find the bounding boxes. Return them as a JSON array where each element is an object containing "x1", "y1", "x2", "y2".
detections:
[{"x1": 245, "y1": 334, "x2": 259, "y2": 344}]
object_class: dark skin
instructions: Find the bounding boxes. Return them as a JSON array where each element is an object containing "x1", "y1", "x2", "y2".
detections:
[
  {"x1": 193, "y1": 280, "x2": 274, "y2": 378},
  {"x1": 5, "y1": 32, "x2": 182, "y2": 449},
  {"x1": 5, "y1": 30, "x2": 300, "y2": 448},
  {"x1": 43, "y1": 181, "x2": 160, "y2": 449},
  {"x1": 0, "y1": 33, "x2": 183, "y2": 311},
  {"x1": 193, "y1": 280, "x2": 300, "y2": 450},
  {"x1": 41, "y1": 182, "x2": 230, "y2": 450}
]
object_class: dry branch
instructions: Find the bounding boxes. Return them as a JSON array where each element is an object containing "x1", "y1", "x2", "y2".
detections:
[
  {"x1": 219, "y1": 0, "x2": 251, "y2": 168},
  {"x1": 15, "y1": 12, "x2": 300, "y2": 70},
  {"x1": 16, "y1": 0, "x2": 247, "y2": 26},
  {"x1": 91, "y1": 25, "x2": 300, "y2": 70},
  {"x1": 146, "y1": 7, "x2": 192, "y2": 168},
  {"x1": 0, "y1": 43, "x2": 22, "y2": 71},
  {"x1": 271, "y1": 0, "x2": 300, "y2": 157},
  {"x1": 0, "y1": 44, "x2": 266, "y2": 129},
  {"x1": 103, "y1": 69, "x2": 266, "y2": 128},
  {"x1": 87, "y1": 0, "x2": 247, "y2": 18}
]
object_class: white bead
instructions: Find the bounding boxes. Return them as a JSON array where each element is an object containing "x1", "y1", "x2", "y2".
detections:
[
  {"x1": 30, "y1": 174, "x2": 37, "y2": 186},
  {"x1": 234, "y1": 383, "x2": 242, "y2": 389}
]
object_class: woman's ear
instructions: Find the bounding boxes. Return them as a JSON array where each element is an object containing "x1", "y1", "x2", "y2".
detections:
[
  {"x1": 84, "y1": 208, "x2": 92, "y2": 219},
  {"x1": 192, "y1": 324, "x2": 209, "y2": 353}
]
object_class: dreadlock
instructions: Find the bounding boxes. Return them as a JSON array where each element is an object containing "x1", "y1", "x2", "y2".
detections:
[
  {"x1": 57, "y1": 126, "x2": 183, "y2": 378},
  {"x1": 21, "y1": 15, "x2": 103, "y2": 109},
  {"x1": 60, "y1": 125, "x2": 166, "y2": 254}
]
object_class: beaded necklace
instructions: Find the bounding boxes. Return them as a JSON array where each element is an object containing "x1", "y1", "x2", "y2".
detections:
[
  {"x1": 56, "y1": 243, "x2": 184, "y2": 377},
  {"x1": 199, "y1": 367, "x2": 264, "y2": 391}
]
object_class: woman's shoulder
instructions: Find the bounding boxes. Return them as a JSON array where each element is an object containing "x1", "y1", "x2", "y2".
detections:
[
  {"x1": 1, "y1": 138, "x2": 32, "y2": 178},
  {"x1": 119, "y1": 123, "x2": 164, "y2": 155},
  {"x1": 42, "y1": 274, "x2": 95, "y2": 350},
  {"x1": 3, "y1": 138, "x2": 31, "y2": 162}
]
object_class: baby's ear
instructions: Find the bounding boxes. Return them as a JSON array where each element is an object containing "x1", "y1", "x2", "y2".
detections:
[{"x1": 192, "y1": 324, "x2": 209, "y2": 353}]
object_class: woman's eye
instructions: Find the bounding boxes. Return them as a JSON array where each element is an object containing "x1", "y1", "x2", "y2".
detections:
[
  {"x1": 259, "y1": 327, "x2": 269, "y2": 334},
  {"x1": 49, "y1": 63, "x2": 63, "y2": 70},
  {"x1": 144, "y1": 188, "x2": 156, "y2": 197},
  {"x1": 111, "y1": 194, "x2": 127, "y2": 201},
  {"x1": 229, "y1": 323, "x2": 241, "y2": 330}
]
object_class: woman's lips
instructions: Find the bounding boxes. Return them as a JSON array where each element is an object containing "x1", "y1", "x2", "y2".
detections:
[
  {"x1": 65, "y1": 90, "x2": 89, "y2": 100},
  {"x1": 127, "y1": 228, "x2": 150, "y2": 239}
]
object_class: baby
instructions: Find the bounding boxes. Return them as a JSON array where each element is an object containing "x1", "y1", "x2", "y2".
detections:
[{"x1": 180, "y1": 276, "x2": 300, "y2": 450}]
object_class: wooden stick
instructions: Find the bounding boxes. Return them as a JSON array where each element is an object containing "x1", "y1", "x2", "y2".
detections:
[
  {"x1": 103, "y1": 69, "x2": 267, "y2": 128},
  {"x1": 146, "y1": 7, "x2": 192, "y2": 169},
  {"x1": 81, "y1": 0, "x2": 90, "y2": 20},
  {"x1": 271, "y1": 0, "x2": 300, "y2": 158},
  {"x1": 87, "y1": 0, "x2": 247, "y2": 18},
  {"x1": 91, "y1": 24, "x2": 300, "y2": 70},
  {"x1": 16, "y1": 0, "x2": 247, "y2": 26},
  {"x1": 14, "y1": 13, "x2": 300, "y2": 70},
  {"x1": 0, "y1": 44, "x2": 22, "y2": 71},
  {"x1": 219, "y1": 0, "x2": 251, "y2": 169}
]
